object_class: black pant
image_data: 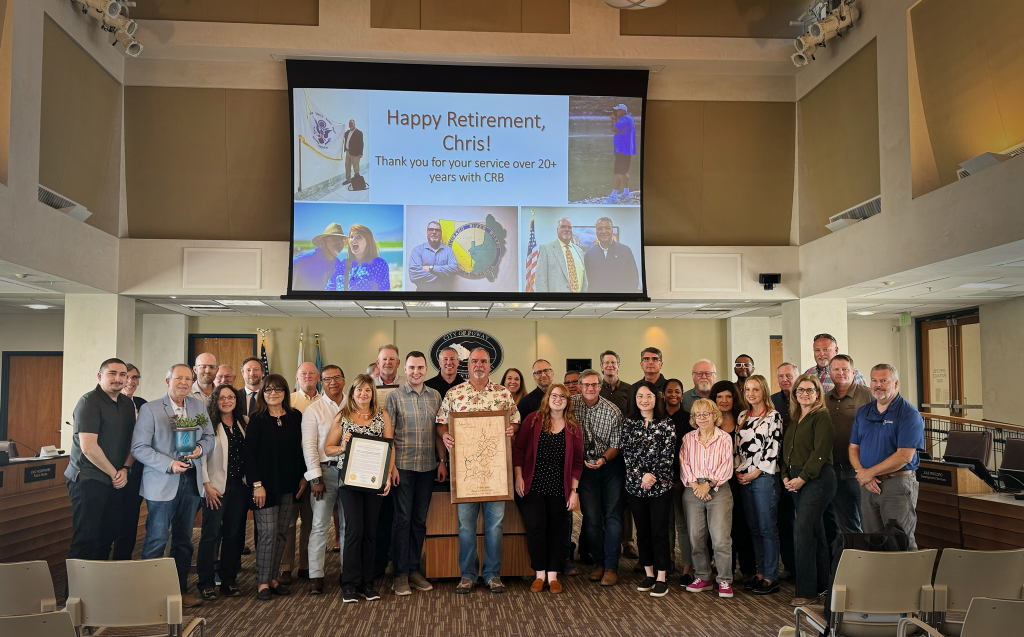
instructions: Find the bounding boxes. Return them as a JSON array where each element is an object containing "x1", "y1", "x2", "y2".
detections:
[
  {"x1": 111, "y1": 464, "x2": 144, "y2": 560},
  {"x1": 67, "y1": 477, "x2": 121, "y2": 560},
  {"x1": 391, "y1": 469, "x2": 435, "y2": 577},
  {"x1": 729, "y1": 478, "x2": 757, "y2": 578},
  {"x1": 196, "y1": 479, "x2": 248, "y2": 590},
  {"x1": 339, "y1": 487, "x2": 383, "y2": 588},
  {"x1": 520, "y1": 490, "x2": 569, "y2": 573},
  {"x1": 792, "y1": 464, "x2": 837, "y2": 598},
  {"x1": 778, "y1": 477, "x2": 796, "y2": 573},
  {"x1": 629, "y1": 491, "x2": 673, "y2": 573}
]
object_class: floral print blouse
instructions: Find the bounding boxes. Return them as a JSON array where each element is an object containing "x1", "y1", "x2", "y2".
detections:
[
  {"x1": 621, "y1": 417, "x2": 676, "y2": 498},
  {"x1": 326, "y1": 257, "x2": 391, "y2": 291},
  {"x1": 735, "y1": 409, "x2": 782, "y2": 475}
]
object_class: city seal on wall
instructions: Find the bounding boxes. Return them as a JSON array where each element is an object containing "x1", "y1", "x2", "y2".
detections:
[{"x1": 429, "y1": 329, "x2": 504, "y2": 379}]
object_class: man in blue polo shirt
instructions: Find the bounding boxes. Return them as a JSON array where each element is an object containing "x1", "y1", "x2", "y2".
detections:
[
  {"x1": 606, "y1": 104, "x2": 636, "y2": 204},
  {"x1": 848, "y1": 363, "x2": 924, "y2": 549}
]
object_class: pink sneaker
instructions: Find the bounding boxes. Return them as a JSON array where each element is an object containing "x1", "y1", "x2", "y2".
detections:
[
  {"x1": 685, "y1": 578, "x2": 714, "y2": 593},
  {"x1": 718, "y1": 581, "x2": 734, "y2": 598}
]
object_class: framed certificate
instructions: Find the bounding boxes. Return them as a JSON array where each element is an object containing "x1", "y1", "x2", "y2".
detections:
[
  {"x1": 376, "y1": 384, "x2": 399, "y2": 404},
  {"x1": 341, "y1": 433, "x2": 394, "y2": 493},
  {"x1": 449, "y1": 410, "x2": 514, "y2": 504}
]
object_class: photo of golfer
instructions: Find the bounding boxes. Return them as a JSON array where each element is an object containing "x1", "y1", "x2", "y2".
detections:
[{"x1": 567, "y1": 96, "x2": 642, "y2": 205}]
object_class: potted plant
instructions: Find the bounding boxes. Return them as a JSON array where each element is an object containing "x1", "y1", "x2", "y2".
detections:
[{"x1": 172, "y1": 413, "x2": 209, "y2": 468}]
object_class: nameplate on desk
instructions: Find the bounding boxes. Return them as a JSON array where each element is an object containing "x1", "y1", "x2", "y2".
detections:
[
  {"x1": 917, "y1": 466, "x2": 953, "y2": 488},
  {"x1": 24, "y1": 463, "x2": 57, "y2": 483}
]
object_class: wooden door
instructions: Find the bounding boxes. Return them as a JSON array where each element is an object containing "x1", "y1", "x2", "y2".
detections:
[
  {"x1": 1, "y1": 353, "x2": 63, "y2": 455},
  {"x1": 769, "y1": 336, "x2": 783, "y2": 394},
  {"x1": 189, "y1": 335, "x2": 256, "y2": 389}
]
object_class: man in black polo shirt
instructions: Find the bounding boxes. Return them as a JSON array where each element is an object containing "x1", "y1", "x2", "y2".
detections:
[
  {"x1": 65, "y1": 358, "x2": 137, "y2": 560},
  {"x1": 517, "y1": 359, "x2": 555, "y2": 420},
  {"x1": 425, "y1": 347, "x2": 462, "y2": 398},
  {"x1": 630, "y1": 347, "x2": 668, "y2": 404}
]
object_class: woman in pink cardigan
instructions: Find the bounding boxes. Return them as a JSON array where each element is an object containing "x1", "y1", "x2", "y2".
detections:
[{"x1": 512, "y1": 383, "x2": 584, "y2": 594}]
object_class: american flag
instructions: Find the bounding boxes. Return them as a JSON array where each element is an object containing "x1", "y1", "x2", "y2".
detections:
[
  {"x1": 524, "y1": 211, "x2": 538, "y2": 292},
  {"x1": 260, "y1": 337, "x2": 270, "y2": 376}
]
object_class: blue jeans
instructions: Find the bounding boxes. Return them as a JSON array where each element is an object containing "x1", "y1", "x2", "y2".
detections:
[
  {"x1": 577, "y1": 460, "x2": 624, "y2": 570},
  {"x1": 391, "y1": 468, "x2": 435, "y2": 577},
  {"x1": 791, "y1": 464, "x2": 836, "y2": 599},
  {"x1": 457, "y1": 501, "x2": 505, "y2": 581},
  {"x1": 740, "y1": 473, "x2": 780, "y2": 581},
  {"x1": 142, "y1": 474, "x2": 202, "y2": 593}
]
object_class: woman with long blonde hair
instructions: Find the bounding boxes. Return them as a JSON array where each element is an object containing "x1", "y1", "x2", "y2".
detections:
[{"x1": 512, "y1": 383, "x2": 584, "y2": 594}]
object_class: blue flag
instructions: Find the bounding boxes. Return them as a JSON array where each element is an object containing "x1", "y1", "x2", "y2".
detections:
[{"x1": 314, "y1": 335, "x2": 323, "y2": 393}]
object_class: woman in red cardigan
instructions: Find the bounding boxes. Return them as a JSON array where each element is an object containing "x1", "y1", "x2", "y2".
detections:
[{"x1": 513, "y1": 383, "x2": 584, "y2": 594}]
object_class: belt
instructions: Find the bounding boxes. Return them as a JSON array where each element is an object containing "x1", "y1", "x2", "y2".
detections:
[
  {"x1": 321, "y1": 460, "x2": 338, "y2": 467},
  {"x1": 876, "y1": 470, "x2": 913, "y2": 481}
]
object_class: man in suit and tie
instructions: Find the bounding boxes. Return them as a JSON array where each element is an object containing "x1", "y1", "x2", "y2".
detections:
[
  {"x1": 583, "y1": 217, "x2": 639, "y2": 293},
  {"x1": 535, "y1": 217, "x2": 587, "y2": 293},
  {"x1": 132, "y1": 363, "x2": 216, "y2": 608},
  {"x1": 241, "y1": 357, "x2": 265, "y2": 416},
  {"x1": 342, "y1": 119, "x2": 364, "y2": 185}
]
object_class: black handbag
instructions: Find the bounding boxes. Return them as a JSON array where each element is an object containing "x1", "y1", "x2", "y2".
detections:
[{"x1": 823, "y1": 520, "x2": 910, "y2": 623}]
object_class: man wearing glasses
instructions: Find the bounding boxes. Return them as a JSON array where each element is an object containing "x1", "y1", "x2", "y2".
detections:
[
  {"x1": 409, "y1": 221, "x2": 459, "y2": 291},
  {"x1": 190, "y1": 352, "x2": 218, "y2": 406},
  {"x1": 300, "y1": 365, "x2": 347, "y2": 595},
  {"x1": 630, "y1": 347, "x2": 668, "y2": 402},
  {"x1": 564, "y1": 371, "x2": 582, "y2": 396},
  {"x1": 733, "y1": 355, "x2": 754, "y2": 394},
  {"x1": 805, "y1": 333, "x2": 866, "y2": 392},
  {"x1": 518, "y1": 359, "x2": 555, "y2": 421},
  {"x1": 682, "y1": 359, "x2": 716, "y2": 411}
]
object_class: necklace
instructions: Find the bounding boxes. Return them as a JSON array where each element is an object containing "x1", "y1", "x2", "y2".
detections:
[{"x1": 355, "y1": 409, "x2": 372, "y2": 418}]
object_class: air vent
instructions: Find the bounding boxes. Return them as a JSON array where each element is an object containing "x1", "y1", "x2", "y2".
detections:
[
  {"x1": 826, "y1": 195, "x2": 882, "y2": 232},
  {"x1": 957, "y1": 142, "x2": 1024, "y2": 180},
  {"x1": 38, "y1": 185, "x2": 92, "y2": 221}
]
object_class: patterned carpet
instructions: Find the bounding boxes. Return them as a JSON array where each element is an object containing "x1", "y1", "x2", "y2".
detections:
[{"x1": 52, "y1": 522, "x2": 806, "y2": 637}]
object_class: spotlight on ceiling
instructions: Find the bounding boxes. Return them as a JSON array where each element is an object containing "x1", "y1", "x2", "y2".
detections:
[
  {"x1": 113, "y1": 29, "x2": 143, "y2": 57},
  {"x1": 73, "y1": 0, "x2": 142, "y2": 58},
  {"x1": 77, "y1": 0, "x2": 122, "y2": 19},
  {"x1": 789, "y1": 0, "x2": 859, "y2": 68},
  {"x1": 605, "y1": 0, "x2": 668, "y2": 9}
]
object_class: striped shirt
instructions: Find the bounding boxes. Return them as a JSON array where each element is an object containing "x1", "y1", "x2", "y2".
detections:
[
  {"x1": 679, "y1": 427, "x2": 733, "y2": 491},
  {"x1": 386, "y1": 382, "x2": 442, "y2": 472}
]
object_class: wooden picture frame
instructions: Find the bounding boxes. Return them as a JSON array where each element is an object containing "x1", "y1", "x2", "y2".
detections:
[{"x1": 449, "y1": 410, "x2": 514, "y2": 504}]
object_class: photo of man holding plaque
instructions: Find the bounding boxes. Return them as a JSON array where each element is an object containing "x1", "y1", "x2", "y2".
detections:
[
  {"x1": 437, "y1": 348, "x2": 520, "y2": 595},
  {"x1": 323, "y1": 375, "x2": 396, "y2": 604}
]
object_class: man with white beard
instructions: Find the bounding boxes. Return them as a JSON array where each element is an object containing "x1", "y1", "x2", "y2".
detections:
[{"x1": 682, "y1": 359, "x2": 716, "y2": 411}]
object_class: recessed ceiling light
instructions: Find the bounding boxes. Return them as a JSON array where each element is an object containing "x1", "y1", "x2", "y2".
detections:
[
  {"x1": 217, "y1": 299, "x2": 267, "y2": 306},
  {"x1": 24, "y1": 304, "x2": 50, "y2": 310},
  {"x1": 882, "y1": 281, "x2": 895, "y2": 286},
  {"x1": 405, "y1": 301, "x2": 446, "y2": 308},
  {"x1": 169, "y1": 295, "x2": 176, "y2": 299},
  {"x1": 960, "y1": 282, "x2": 1010, "y2": 289},
  {"x1": 363, "y1": 305, "x2": 404, "y2": 311},
  {"x1": 855, "y1": 311, "x2": 875, "y2": 316},
  {"x1": 451, "y1": 306, "x2": 488, "y2": 311}
]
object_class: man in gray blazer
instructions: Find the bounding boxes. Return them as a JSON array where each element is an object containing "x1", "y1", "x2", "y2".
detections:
[
  {"x1": 535, "y1": 217, "x2": 588, "y2": 293},
  {"x1": 132, "y1": 363, "x2": 215, "y2": 608}
]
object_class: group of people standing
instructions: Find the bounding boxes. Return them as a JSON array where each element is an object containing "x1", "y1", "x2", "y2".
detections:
[{"x1": 62, "y1": 332, "x2": 924, "y2": 609}]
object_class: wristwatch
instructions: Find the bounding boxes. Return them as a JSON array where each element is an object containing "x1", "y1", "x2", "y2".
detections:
[
  {"x1": 310, "y1": 477, "x2": 322, "y2": 485},
  {"x1": 696, "y1": 478, "x2": 708, "y2": 484}
]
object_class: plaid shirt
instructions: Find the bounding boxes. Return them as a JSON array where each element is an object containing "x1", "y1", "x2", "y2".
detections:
[
  {"x1": 386, "y1": 382, "x2": 442, "y2": 472},
  {"x1": 436, "y1": 381, "x2": 520, "y2": 426},
  {"x1": 805, "y1": 365, "x2": 867, "y2": 393},
  {"x1": 571, "y1": 395, "x2": 622, "y2": 461}
]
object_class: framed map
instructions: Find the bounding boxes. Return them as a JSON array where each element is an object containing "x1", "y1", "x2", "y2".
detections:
[{"x1": 449, "y1": 410, "x2": 514, "y2": 503}]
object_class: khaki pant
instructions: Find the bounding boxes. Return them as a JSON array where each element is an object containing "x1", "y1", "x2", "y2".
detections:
[
  {"x1": 345, "y1": 153, "x2": 362, "y2": 180},
  {"x1": 860, "y1": 473, "x2": 919, "y2": 550},
  {"x1": 280, "y1": 488, "x2": 312, "y2": 573}
]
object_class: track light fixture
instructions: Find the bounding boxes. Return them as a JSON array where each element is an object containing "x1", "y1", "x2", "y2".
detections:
[
  {"x1": 72, "y1": 0, "x2": 142, "y2": 57},
  {"x1": 790, "y1": 0, "x2": 859, "y2": 67}
]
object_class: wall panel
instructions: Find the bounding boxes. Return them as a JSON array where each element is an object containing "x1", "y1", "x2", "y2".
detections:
[
  {"x1": 621, "y1": 0, "x2": 805, "y2": 39},
  {"x1": 131, "y1": 0, "x2": 319, "y2": 26},
  {"x1": 798, "y1": 39, "x2": 879, "y2": 244},
  {"x1": 372, "y1": 0, "x2": 568, "y2": 33}
]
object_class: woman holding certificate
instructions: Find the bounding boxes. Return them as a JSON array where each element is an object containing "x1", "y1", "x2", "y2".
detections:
[
  {"x1": 244, "y1": 375, "x2": 307, "y2": 602},
  {"x1": 512, "y1": 383, "x2": 584, "y2": 594},
  {"x1": 324, "y1": 374, "x2": 396, "y2": 604}
]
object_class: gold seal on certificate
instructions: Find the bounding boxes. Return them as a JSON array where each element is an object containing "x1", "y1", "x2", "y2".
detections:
[{"x1": 341, "y1": 433, "x2": 394, "y2": 493}]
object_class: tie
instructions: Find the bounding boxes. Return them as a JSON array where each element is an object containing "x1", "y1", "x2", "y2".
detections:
[
  {"x1": 248, "y1": 391, "x2": 256, "y2": 415},
  {"x1": 565, "y1": 244, "x2": 578, "y2": 292}
]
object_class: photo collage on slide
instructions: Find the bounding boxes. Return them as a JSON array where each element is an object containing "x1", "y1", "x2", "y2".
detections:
[{"x1": 291, "y1": 88, "x2": 643, "y2": 294}]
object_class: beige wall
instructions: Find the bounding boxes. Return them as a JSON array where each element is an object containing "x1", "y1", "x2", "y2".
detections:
[
  {"x1": 184, "y1": 315, "x2": 728, "y2": 391},
  {"x1": 0, "y1": 313, "x2": 64, "y2": 390},
  {"x1": 846, "y1": 318, "x2": 900, "y2": 376},
  {"x1": 372, "y1": 0, "x2": 571, "y2": 34},
  {"x1": 979, "y1": 296, "x2": 1024, "y2": 425},
  {"x1": 132, "y1": 0, "x2": 319, "y2": 25}
]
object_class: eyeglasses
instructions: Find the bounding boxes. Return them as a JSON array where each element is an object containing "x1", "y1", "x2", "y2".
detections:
[
  {"x1": 693, "y1": 371, "x2": 715, "y2": 377},
  {"x1": 693, "y1": 412, "x2": 713, "y2": 419},
  {"x1": 564, "y1": 380, "x2": 579, "y2": 385},
  {"x1": 533, "y1": 368, "x2": 553, "y2": 376},
  {"x1": 580, "y1": 382, "x2": 601, "y2": 389},
  {"x1": 217, "y1": 395, "x2": 236, "y2": 402},
  {"x1": 641, "y1": 356, "x2": 661, "y2": 363},
  {"x1": 263, "y1": 387, "x2": 285, "y2": 395},
  {"x1": 549, "y1": 394, "x2": 568, "y2": 402},
  {"x1": 322, "y1": 375, "x2": 344, "y2": 384},
  {"x1": 794, "y1": 387, "x2": 817, "y2": 395},
  {"x1": 735, "y1": 363, "x2": 753, "y2": 369}
]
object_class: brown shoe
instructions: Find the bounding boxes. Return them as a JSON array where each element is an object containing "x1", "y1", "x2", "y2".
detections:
[
  {"x1": 309, "y1": 578, "x2": 323, "y2": 595},
  {"x1": 530, "y1": 578, "x2": 544, "y2": 593},
  {"x1": 621, "y1": 544, "x2": 639, "y2": 559},
  {"x1": 549, "y1": 580, "x2": 563, "y2": 594},
  {"x1": 181, "y1": 593, "x2": 204, "y2": 608},
  {"x1": 589, "y1": 567, "x2": 605, "y2": 582},
  {"x1": 278, "y1": 571, "x2": 292, "y2": 585},
  {"x1": 600, "y1": 569, "x2": 618, "y2": 586}
]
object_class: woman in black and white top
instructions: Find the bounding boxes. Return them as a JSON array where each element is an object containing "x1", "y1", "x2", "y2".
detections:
[
  {"x1": 324, "y1": 374, "x2": 395, "y2": 604},
  {"x1": 735, "y1": 375, "x2": 783, "y2": 595}
]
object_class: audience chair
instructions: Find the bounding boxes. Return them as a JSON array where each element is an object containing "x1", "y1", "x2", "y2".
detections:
[
  {"x1": 896, "y1": 597, "x2": 1024, "y2": 637},
  {"x1": 65, "y1": 558, "x2": 205, "y2": 637},
  {"x1": 0, "y1": 610, "x2": 76, "y2": 637},
  {"x1": 793, "y1": 549, "x2": 937, "y2": 637},
  {"x1": 931, "y1": 548, "x2": 1024, "y2": 635},
  {"x1": 0, "y1": 560, "x2": 58, "y2": 616},
  {"x1": 942, "y1": 431, "x2": 992, "y2": 465}
]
